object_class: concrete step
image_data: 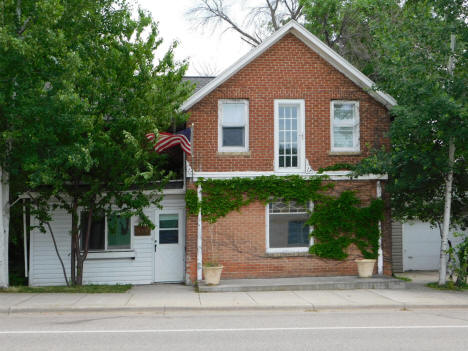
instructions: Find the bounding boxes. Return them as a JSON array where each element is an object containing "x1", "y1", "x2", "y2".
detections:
[{"x1": 198, "y1": 276, "x2": 406, "y2": 293}]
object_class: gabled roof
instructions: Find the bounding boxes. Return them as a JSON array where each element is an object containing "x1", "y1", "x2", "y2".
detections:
[
  {"x1": 182, "y1": 76, "x2": 215, "y2": 94},
  {"x1": 181, "y1": 21, "x2": 396, "y2": 111}
]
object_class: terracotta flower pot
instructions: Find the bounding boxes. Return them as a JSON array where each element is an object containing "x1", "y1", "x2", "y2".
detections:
[
  {"x1": 355, "y1": 259, "x2": 376, "y2": 278},
  {"x1": 203, "y1": 265, "x2": 224, "y2": 285}
]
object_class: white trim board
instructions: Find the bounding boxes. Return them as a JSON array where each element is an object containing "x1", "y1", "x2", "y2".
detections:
[
  {"x1": 181, "y1": 21, "x2": 396, "y2": 111},
  {"x1": 190, "y1": 171, "x2": 387, "y2": 181}
]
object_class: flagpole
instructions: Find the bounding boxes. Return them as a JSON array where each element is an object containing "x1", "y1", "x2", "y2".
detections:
[{"x1": 190, "y1": 123, "x2": 194, "y2": 179}]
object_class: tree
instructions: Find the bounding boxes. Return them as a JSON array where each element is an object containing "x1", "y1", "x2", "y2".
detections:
[
  {"x1": 356, "y1": 0, "x2": 468, "y2": 285},
  {"x1": 187, "y1": 0, "x2": 304, "y2": 46},
  {"x1": 300, "y1": 0, "x2": 400, "y2": 77},
  {"x1": 0, "y1": 0, "x2": 193, "y2": 285},
  {"x1": 187, "y1": 0, "x2": 400, "y2": 77}
]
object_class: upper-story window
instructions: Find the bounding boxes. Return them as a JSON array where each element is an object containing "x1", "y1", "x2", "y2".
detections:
[
  {"x1": 218, "y1": 99, "x2": 249, "y2": 152},
  {"x1": 331, "y1": 101, "x2": 360, "y2": 152},
  {"x1": 274, "y1": 99, "x2": 305, "y2": 172}
]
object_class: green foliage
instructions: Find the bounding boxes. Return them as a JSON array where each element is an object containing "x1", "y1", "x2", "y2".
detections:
[
  {"x1": 318, "y1": 163, "x2": 356, "y2": 173},
  {"x1": 187, "y1": 176, "x2": 384, "y2": 260},
  {"x1": 427, "y1": 281, "x2": 468, "y2": 291},
  {"x1": 308, "y1": 191, "x2": 383, "y2": 260},
  {"x1": 187, "y1": 175, "x2": 332, "y2": 223},
  {"x1": 300, "y1": 0, "x2": 400, "y2": 77},
  {"x1": 392, "y1": 274, "x2": 412, "y2": 282},
  {"x1": 0, "y1": 0, "x2": 194, "y2": 285},
  {"x1": 447, "y1": 233, "x2": 468, "y2": 288},
  {"x1": 0, "y1": 284, "x2": 132, "y2": 293},
  {"x1": 355, "y1": 0, "x2": 468, "y2": 229}
]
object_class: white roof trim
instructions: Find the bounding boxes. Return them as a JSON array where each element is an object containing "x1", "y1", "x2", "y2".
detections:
[{"x1": 181, "y1": 21, "x2": 396, "y2": 111}]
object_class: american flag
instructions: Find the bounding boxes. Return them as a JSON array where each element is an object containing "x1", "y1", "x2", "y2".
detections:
[{"x1": 145, "y1": 128, "x2": 191, "y2": 155}]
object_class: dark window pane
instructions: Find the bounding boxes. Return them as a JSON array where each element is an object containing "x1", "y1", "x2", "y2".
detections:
[
  {"x1": 292, "y1": 156, "x2": 297, "y2": 167},
  {"x1": 81, "y1": 212, "x2": 105, "y2": 251},
  {"x1": 160, "y1": 230, "x2": 178, "y2": 244},
  {"x1": 288, "y1": 221, "x2": 309, "y2": 245},
  {"x1": 107, "y1": 215, "x2": 131, "y2": 249},
  {"x1": 223, "y1": 127, "x2": 244, "y2": 147},
  {"x1": 279, "y1": 156, "x2": 284, "y2": 167}
]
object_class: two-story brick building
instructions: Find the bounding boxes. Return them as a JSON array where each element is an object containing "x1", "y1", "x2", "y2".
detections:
[{"x1": 25, "y1": 21, "x2": 396, "y2": 287}]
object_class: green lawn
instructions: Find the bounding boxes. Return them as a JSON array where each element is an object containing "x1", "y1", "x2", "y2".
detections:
[
  {"x1": 0, "y1": 284, "x2": 132, "y2": 293},
  {"x1": 427, "y1": 282, "x2": 468, "y2": 291},
  {"x1": 392, "y1": 274, "x2": 412, "y2": 282}
]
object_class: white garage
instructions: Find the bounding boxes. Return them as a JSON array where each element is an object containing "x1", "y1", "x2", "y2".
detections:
[{"x1": 392, "y1": 221, "x2": 466, "y2": 272}]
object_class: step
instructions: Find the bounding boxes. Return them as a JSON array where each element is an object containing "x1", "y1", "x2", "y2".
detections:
[{"x1": 198, "y1": 276, "x2": 406, "y2": 292}]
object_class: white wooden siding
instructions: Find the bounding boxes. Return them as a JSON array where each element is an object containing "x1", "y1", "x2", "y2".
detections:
[{"x1": 29, "y1": 195, "x2": 185, "y2": 286}]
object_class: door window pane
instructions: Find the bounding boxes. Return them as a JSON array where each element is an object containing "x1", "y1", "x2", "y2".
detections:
[
  {"x1": 107, "y1": 215, "x2": 131, "y2": 249},
  {"x1": 159, "y1": 214, "x2": 179, "y2": 244}
]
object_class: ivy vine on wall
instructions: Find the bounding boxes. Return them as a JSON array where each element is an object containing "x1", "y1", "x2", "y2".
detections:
[{"x1": 186, "y1": 175, "x2": 383, "y2": 260}]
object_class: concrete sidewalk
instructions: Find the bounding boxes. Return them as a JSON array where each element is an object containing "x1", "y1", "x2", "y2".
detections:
[{"x1": 1, "y1": 271, "x2": 467, "y2": 313}]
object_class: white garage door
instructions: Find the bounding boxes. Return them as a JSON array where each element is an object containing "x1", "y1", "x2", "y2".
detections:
[{"x1": 403, "y1": 221, "x2": 465, "y2": 271}]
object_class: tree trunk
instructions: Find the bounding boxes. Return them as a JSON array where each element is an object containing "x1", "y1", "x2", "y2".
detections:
[
  {"x1": 70, "y1": 199, "x2": 78, "y2": 285},
  {"x1": 75, "y1": 207, "x2": 93, "y2": 286},
  {"x1": 439, "y1": 138, "x2": 455, "y2": 285},
  {"x1": 439, "y1": 34, "x2": 457, "y2": 286}
]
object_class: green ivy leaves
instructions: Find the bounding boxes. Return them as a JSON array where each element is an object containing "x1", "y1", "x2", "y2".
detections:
[{"x1": 185, "y1": 176, "x2": 384, "y2": 260}]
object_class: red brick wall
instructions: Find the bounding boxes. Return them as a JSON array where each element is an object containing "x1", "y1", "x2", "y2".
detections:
[
  {"x1": 184, "y1": 33, "x2": 393, "y2": 283},
  {"x1": 185, "y1": 180, "x2": 392, "y2": 283},
  {"x1": 186, "y1": 33, "x2": 390, "y2": 172}
]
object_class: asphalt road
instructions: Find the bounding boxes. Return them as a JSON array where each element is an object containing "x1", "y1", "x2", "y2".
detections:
[{"x1": 1, "y1": 309, "x2": 468, "y2": 350}]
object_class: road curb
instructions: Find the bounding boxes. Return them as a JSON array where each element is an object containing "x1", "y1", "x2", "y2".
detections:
[{"x1": 2, "y1": 303, "x2": 468, "y2": 314}]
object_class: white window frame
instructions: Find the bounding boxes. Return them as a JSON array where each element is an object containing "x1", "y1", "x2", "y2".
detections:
[
  {"x1": 274, "y1": 99, "x2": 305, "y2": 173},
  {"x1": 79, "y1": 211, "x2": 134, "y2": 252},
  {"x1": 330, "y1": 100, "x2": 360, "y2": 152},
  {"x1": 265, "y1": 201, "x2": 314, "y2": 254},
  {"x1": 218, "y1": 99, "x2": 249, "y2": 153}
]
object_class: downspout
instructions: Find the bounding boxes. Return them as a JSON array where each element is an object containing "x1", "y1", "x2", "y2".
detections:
[
  {"x1": 23, "y1": 199, "x2": 28, "y2": 278},
  {"x1": 377, "y1": 180, "x2": 383, "y2": 275},
  {"x1": 0, "y1": 172, "x2": 4, "y2": 287},
  {"x1": 197, "y1": 183, "x2": 203, "y2": 281}
]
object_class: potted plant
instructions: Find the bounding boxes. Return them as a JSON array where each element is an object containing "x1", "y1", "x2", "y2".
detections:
[
  {"x1": 355, "y1": 256, "x2": 377, "y2": 278},
  {"x1": 202, "y1": 262, "x2": 224, "y2": 285}
]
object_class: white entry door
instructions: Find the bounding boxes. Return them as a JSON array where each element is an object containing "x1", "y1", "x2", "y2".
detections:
[{"x1": 154, "y1": 209, "x2": 185, "y2": 282}]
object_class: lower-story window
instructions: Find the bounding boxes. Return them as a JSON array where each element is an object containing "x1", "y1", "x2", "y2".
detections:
[
  {"x1": 80, "y1": 212, "x2": 131, "y2": 251},
  {"x1": 267, "y1": 201, "x2": 311, "y2": 253}
]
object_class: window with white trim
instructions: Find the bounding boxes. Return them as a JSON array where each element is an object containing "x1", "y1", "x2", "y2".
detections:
[
  {"x1": 218, "y1": 99, "x2": 249, "y2": 152},
  {"x1": 331, "y1": 101, "x2": 360, "y2": 152},
  {"x1": 80, "y1": 212, "x2": 131, "y2": 251},
  {"x1": 267, "y1": 201, "x2": 311, "y2": 252},
  {"x1": 274, "y1": 100, "x2": 305, "y2": 172}
]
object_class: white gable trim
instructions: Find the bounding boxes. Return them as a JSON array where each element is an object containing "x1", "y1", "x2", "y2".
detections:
[{"x1": 181, "y1": 21, "x2": 396, "y2": 111}]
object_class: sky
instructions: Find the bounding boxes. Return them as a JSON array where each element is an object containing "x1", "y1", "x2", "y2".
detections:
[{"x1": 137, "y1": 0, "x2": 253, "y2": 76}]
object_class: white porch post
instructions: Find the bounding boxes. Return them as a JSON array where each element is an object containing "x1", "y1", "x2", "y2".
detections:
[
  {"x1": 196, "y1": 184, "x2": 203, "y2": 282},
  {"x1": 377, "y1": 180, "x2": 383, "y2": 275},
  {"x1": 0, "y1": 169, "x2": 10, "y2": 288}
]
